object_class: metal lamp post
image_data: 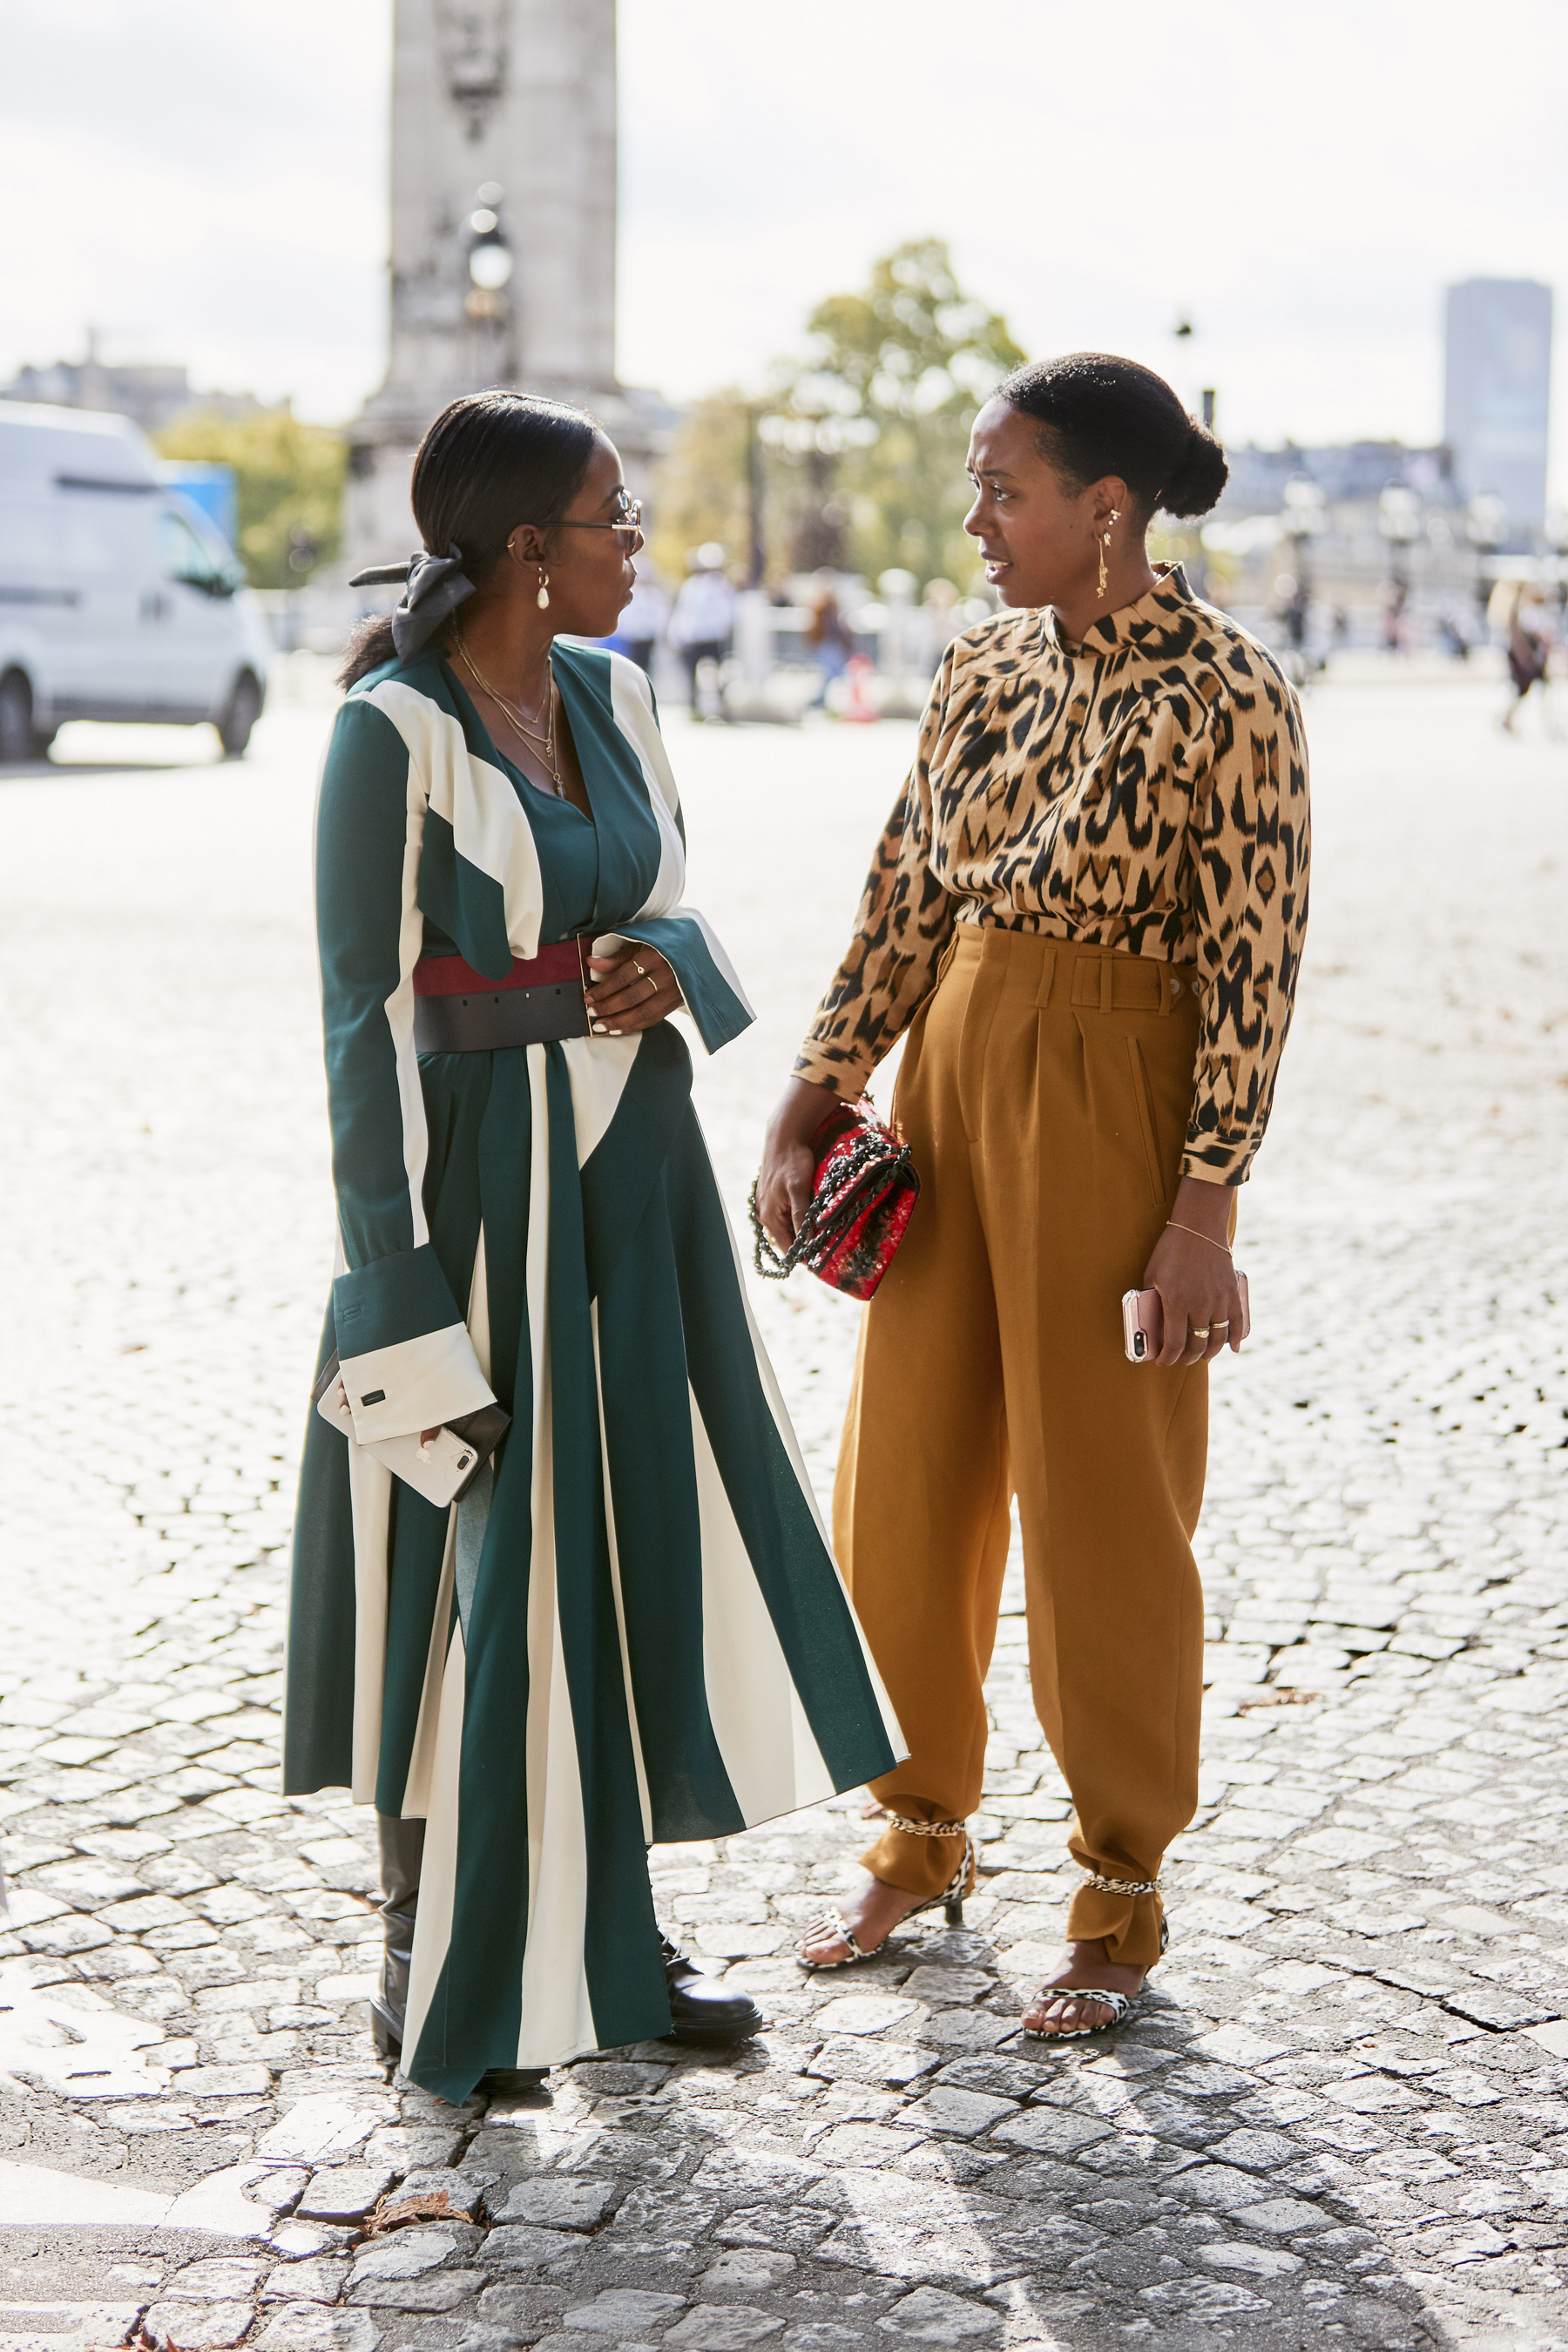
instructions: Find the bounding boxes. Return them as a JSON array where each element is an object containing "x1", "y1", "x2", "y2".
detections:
[
  {"x1": 463, "y1": 182, "x2": 513, "y2": 326},
  {"x1": 1279, "y1": 478, "x2": 1325, "y2": 663},
  {"x1": 1465, "y1": 493, "x2": 1508, "y2": 636},
  {"x1": 1377, "y1": 485, "x2": 1422, "y2": 652}
]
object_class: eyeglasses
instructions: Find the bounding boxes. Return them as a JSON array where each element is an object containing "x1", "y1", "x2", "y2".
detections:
[{"x1": 553, "y1": 496, "x2": 644, "y2": 548}]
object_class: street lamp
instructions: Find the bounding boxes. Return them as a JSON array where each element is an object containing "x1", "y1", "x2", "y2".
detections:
[
  {"x1": 1545, "y1": 505, "x2": 1568, "y2": 633},
  {"x1": 1377, "y1": 484, "x2": 1422, "y2": 651},
  {"x1": 1465, "y1": 492, "x2": 1507, "y2": 634},
  {"x1": 1278, "y1": 477, "x2": 1325, "y2": 657},
  {"x1": 464, "y1": 181, "x2": 512, "y2": 322}
]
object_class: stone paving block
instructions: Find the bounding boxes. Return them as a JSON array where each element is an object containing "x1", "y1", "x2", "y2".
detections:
[
  {"x1": 491, "y1": 2176, "x2": 616, "y2": 2229},
  {"x1": 987, "y1": 2107, "x2": 1112, "y2": 2157},
  {"x1": 804, "y1": 2038, "x2": 940, "y2": 2088},
  {"x1": 254, "y1": 2308, "x2": 382, "y2": 2352},
  {"x1": 298, "y1": 2165, "x2": 397, "y2": 2221},
  {"x1": 874, "y1": 2285, "x2": 1000, "y2": 2342},
  {"x1": 907, "y1": 2086, "x2": 1016, "y2": 2139},
  {"x1": 0, "y1": 2306, "x2": 145, "y2": 2352},
  {"x1": 478, "y1": 2227, "x2": 591, "y2": 2274},
  {"x1": 664, "y1": 2308, "x2": 782, "y2": 2348},
  {"x1": 260, "y1": 2261, "x2": 350, "y2": 2304},
  {"x1": 143, "y1": 2302, "x2": 253, "y2": 2349},
  {"x1": 348, "y1": 2271, "x2": 489, "y2": 2312},
  {"x1": 561, "y1": 2288, "x2": 687, "y2": 2332}
]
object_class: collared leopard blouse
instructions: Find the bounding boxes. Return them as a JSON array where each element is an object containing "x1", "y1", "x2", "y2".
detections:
[{"x1": 794, "y1": 565, "x2": 1310, "y2": 1183}]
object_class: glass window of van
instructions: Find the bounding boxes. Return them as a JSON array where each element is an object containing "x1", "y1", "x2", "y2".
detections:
[{"x1": 158, "y1": 507, "x2": 226, "y2": 592}]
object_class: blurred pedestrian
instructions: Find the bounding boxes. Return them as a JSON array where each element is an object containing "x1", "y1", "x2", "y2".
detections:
[
  {"x1": 805, "y1": 582, "x2": 852, "y2": 708},
  {"x1": 757, "y1": 352, "x2": 1310, "y2": 2042},
  {"x1": 618, "y1": 570, "x2": 671, "y2": 675},
  {"x1": 669, "y1": 543, "x2": 735, "y2": 719},
  {"x1": 1502, "y1": 589, "x2": 1551, "y2": 732},
  {"x1": 290, "y1": 391, "x2": 900, "y2": 2105},
  {"x1": 920, "y1": 576, "x2": 963, "y2": 670}
]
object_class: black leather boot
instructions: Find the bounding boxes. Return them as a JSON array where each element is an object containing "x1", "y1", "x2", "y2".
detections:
[
  {"x1": 660, "y1": 1936, "x2": 764, "y2": 2044},
  {"x1": 370, "y1": 1815, "x2": 547, "y2": 2092},
  {"x1": 370, "y1": 1813, "x2": 425, "y2": 2062}
]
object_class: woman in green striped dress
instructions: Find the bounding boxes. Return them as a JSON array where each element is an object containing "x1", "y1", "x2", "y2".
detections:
[{"x1": 284, "y1": 391, "x2": 902, "y2": 2105}]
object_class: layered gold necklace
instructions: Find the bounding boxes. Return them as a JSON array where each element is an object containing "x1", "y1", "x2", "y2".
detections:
[{"x1": 451, "y1": 630, "x2": 565, "y2": 795}]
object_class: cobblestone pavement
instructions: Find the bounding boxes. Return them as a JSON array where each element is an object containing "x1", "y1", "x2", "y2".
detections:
[{"x1": 1, "y1": 659, "x2": 1565, "y2": 2352}]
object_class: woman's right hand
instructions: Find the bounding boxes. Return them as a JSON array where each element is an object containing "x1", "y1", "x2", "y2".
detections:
[{"x1": 757, "y1": 1078, "x2": 842, "y2": 1247}]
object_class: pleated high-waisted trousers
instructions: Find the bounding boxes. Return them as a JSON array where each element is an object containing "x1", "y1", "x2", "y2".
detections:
[{"x1": 836, "y1": 925, "x2": 1213, "y2": 1967}]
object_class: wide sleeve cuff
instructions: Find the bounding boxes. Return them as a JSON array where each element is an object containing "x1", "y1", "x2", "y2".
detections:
[
  {"x1": 791, "y1": 1042, "x2": 875, "y2": 1100},
  {"x1": 332, "y1": 1242, "x2": 494, "y2": 1443},
  {"x1": 1179, "y1": 1138, "x2": 1255, "y2": 1186},
  {"x1": 598, "y1": 913, "x2": 755, "y2": 1055}
]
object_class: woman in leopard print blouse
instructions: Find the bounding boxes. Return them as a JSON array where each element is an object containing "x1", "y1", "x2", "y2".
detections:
[{"x1": 758, "y1": 353, "x2": 1309, "y2": 2039}]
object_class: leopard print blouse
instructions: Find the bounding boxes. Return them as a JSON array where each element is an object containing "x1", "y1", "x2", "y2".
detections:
[{"x1": 794, "y1": 565, "x2": 1310, "y2": 1184}]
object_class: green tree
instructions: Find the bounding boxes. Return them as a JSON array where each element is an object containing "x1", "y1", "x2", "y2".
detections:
[
  {"x1": 647, "y1": 393, "x2": 754, "y2": 586},
  {"x1": 774, "y1": 239, "x2": 1025, "y2": 589},
  {"x1": 154, "y1": 405, "x2": 347, "y2": 588}
]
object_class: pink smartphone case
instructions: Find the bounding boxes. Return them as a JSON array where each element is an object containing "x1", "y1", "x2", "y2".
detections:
[{"x1": 1121, "y1": 1274, "x2": 1250, "y2": 1362}]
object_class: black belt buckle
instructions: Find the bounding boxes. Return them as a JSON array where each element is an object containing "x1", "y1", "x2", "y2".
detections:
[{"x1": 414, "y1": 938, "x2": 591, "y2": 1053}]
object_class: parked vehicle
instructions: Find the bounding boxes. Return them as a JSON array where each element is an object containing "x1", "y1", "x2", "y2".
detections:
[{"x1": 0, "y1": 402, "x2": 271, "y2": 760}]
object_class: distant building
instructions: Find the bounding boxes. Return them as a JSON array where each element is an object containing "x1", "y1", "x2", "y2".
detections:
[
  {"x1": 1216, "y1": 441, "x2": 1457, "y2": 519},
  {"x1": 0, "y1": 346, "x2": 262, "y2": 440},
  {"x1": 1443, "y1": 278, "x2": 1552, "y2": 533}
]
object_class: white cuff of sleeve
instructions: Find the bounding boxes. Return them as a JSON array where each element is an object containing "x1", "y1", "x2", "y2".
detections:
[{"x1": 340, "y1": 1321, "x2": 496, "y2": 1444}]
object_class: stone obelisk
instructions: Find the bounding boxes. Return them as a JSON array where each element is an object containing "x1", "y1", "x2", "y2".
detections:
[{"x1": 345, "y1": 0, "x2": 659, "y2": 572}]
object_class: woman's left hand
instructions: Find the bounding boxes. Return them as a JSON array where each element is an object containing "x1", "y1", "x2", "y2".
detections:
[
  {"x1": 585, "y1": 943, "x2": 681, "y2": 1034},
  {"x1": 1141, "y1": 1179, "x2": 1245, "y2": 1367}
]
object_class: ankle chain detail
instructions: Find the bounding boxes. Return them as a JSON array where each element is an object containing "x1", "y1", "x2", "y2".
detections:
[
  {"x1": 1081, "y1": 1869, "x2": 1160, "y2": 1896},
  {"x1": 880, "y1": 1811, "x2": 970, "y2": 1838}
]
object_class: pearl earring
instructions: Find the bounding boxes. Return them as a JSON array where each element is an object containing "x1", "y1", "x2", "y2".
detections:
[
  {"x1": 1096, "y1": 509, "x2": 1121, "y2": 598},
  {"x1": 536, "y1": 566, "x2": 550, "y2": 611}
]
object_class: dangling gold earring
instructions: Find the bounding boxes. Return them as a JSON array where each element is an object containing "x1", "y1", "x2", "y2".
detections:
[
  {"x1": 1097, "y1": 509, "x2": 1121, "y2": 598},
  {"x1": 536, "y1": 565, "x2": 550, "y2": 611}
]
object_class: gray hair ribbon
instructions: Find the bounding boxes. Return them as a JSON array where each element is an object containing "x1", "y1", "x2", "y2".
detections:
[{"x1": 348, "y1": 545, "x2": 476, "y2": 658}]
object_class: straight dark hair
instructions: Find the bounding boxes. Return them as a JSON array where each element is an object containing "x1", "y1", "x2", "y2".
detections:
[
  {"x1": 340, "y1": 389, "x2": 598, "y2": 686},
  {"x1": 996, "y1": 352, "x2": 1228, "y2": 520}
]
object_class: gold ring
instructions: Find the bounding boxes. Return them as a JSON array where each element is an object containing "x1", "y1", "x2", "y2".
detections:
[
  {"x1": 1191, "y1": 1325, "x2": 1211, "y2": 1340},
  {"x1": 632, "y1": 960, "x2": 647, "y2": 978},
  {"x1": 1212, "y1": 1319, "x2": 1230, "y2": 1329},
  {"x1": 645, "y1": 975, "x2": 659, "y2": 997}
]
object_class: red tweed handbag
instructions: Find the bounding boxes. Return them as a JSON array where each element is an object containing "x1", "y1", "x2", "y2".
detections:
[{"x1": 749, "y1": 1100, "x2": 919, "y2": 1301}]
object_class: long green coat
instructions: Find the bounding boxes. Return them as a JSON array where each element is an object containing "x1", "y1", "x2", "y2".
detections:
[{"x1": 284, "y1": 643, "x2": 901, "y2": 2102}]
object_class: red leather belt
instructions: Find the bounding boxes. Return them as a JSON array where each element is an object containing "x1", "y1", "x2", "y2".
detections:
[{"x1": 412, "y1": 941, "x2": 591, "y2": 1052}]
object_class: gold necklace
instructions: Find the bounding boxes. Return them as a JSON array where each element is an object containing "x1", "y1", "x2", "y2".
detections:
[{"x1": 452, "y1": 632, "x2": 565, "y2": 794}]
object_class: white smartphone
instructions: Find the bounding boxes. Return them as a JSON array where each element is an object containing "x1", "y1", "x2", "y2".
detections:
[
  {"x1": 1121, "y1": 1274, "x2": 1251, "y2": 1362},
  {"x1": 313, "y1": 1362, "x2": 497, "y2": 1506}
]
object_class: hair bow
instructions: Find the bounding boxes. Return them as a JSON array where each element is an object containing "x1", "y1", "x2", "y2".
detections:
[{"x1": 348, "y1": 545, "x2": 475, "y2": 657}]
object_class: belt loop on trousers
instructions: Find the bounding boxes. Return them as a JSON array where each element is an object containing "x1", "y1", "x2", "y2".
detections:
[
  {"x1": 1033, "y1": 948, "x2": 1056, "y2": 1010},
  {"x1": 1100, "y1": 957, "x2": 1115, "y2": 1015}
]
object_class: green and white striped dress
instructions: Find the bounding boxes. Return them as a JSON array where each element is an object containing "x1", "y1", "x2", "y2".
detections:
[{"x1": 284, "y1": 643, "x2": 902, "y2": 2101}]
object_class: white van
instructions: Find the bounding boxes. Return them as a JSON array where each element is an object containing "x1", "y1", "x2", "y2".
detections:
[{"x1": 0, "y1": 401, "x2": 273, "y2": 760}]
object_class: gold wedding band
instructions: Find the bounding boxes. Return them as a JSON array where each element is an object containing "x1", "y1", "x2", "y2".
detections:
[
  {"x1": 1212, "y1": 1319, "x2": 1230, "y2": 1329},
  {"x1": 645, "y1": 975, "x2": 658, "y2": 997},
  {"x1": 1191, "y1": 1325, "x2": 1211, "y2": 1340}
]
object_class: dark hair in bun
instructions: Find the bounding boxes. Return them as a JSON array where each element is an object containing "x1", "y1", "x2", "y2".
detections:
[{"x1": 995, "y1": 351, "x2": 1228, "y2": 520}]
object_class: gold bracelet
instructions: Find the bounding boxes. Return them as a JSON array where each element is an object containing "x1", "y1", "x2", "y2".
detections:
[{"x1": 1166, "y1": 1219, "x2": 1232, "y2": 1256}]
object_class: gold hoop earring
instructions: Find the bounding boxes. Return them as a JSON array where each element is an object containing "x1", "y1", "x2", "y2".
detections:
[
  {"x1": 1097, "y1": 508, "x2": 1121, "y2": 599},
  {"x1": 536, "y1": 565, "x2": 550, "y2": 612}
]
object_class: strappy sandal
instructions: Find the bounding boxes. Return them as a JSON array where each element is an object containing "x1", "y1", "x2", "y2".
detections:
[
  {"x1": 800, "y1": 1819, "x2": 977, "y2": 1972},
  {"x1": 1021, "y1": 1882, "x2": 1168, "y2": 2039}
]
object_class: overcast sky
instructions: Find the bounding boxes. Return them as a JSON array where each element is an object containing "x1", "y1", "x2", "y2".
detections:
[{"x1": 3, "y1": 0, "x2": 1565, "y2": 482}]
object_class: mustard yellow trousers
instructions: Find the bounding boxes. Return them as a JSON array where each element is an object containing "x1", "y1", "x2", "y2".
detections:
[{"x1": 838, "y1": 928, "x2": 1214, "y2": 1968}]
